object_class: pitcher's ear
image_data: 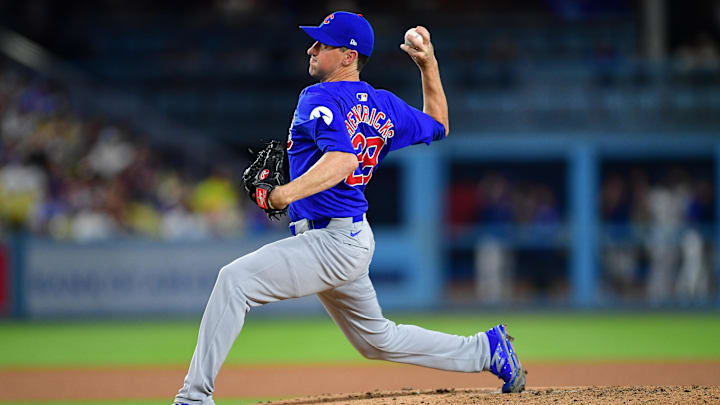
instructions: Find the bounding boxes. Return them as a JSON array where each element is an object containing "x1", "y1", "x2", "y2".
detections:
[{"x1": 344, "y1": 49, "x2": 358, "y2": 67}]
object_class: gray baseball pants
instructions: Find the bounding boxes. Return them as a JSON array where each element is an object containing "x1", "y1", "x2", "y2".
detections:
[{"x1": 175, "y1": 216, "x2": 492, "y2": 405}]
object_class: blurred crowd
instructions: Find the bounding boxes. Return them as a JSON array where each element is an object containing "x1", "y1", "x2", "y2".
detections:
[
  {"x1": 450, "y1": 172, "x2": 562, "y2": 227},
  {"x1": 448, "y1": 164, "x2": 715, "y2": 304},
  {"x1": 448, "y1": 171, "x2": 565, "y2": 304},
  {"x1": 601, "y1": 165, "x2": 715, "y2": 302},
  {"x1": 0, "y1": 64, "x2": 278, "y2": 241}
]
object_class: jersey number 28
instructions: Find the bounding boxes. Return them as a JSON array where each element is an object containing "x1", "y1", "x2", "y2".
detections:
[{"x1": 345, "y1": 133, "x2": 385, "y2": 186}]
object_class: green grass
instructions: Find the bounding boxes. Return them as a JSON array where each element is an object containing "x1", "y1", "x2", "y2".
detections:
[{"x1": 1, "y1": 312, "x2": 720, "y2": 368}]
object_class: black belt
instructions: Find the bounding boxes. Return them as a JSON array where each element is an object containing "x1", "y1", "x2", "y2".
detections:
[{"x1": 290, "y1": 214, "x2": 364, "y2": 236}]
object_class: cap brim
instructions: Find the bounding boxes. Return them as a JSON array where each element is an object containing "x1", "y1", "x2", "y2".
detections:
[{"x1": 299, "y1": 26, "x2": 343, "y2": 48}]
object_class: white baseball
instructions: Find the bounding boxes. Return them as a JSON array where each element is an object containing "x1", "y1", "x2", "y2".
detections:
[{"x1": 404, "y1": 28, "x2": 422, "y2": 48}]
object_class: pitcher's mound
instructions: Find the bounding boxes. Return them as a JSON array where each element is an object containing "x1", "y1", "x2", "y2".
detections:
[{"x1": 262, "y1": 386, "x2": 719, "y2": 405}]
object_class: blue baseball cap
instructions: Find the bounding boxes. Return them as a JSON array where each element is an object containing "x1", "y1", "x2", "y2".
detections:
[{"x1": 300, "y1": 11, "x2": 374, "y2": 57}]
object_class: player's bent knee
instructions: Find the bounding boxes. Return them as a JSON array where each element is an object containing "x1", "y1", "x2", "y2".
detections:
[
  {"x1": 355, "y1": 322, "x2": 398, "y2": 358},
  {"x1": 357, "y1": 340, "x2": 395, "y2": 360},
  {"x1": 358, "y1": 348, "x2": 384, "y2": 360},
  {"x1": 216, "y1": 261, "x2": 252, "y2": 291},
  {"x1": 349, "y1": 338, "x2": 385, "y2": 360}
]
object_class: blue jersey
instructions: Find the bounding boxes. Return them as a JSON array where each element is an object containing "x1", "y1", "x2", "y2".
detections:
[{"x1": 286, "y1": 81, "x2": 446, "y2": 222}]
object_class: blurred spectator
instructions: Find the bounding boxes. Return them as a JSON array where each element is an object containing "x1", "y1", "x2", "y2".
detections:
[
  {"x1": 673, "y1": 33, "x2": 720, "y2": 85},
  {"x1": 477, "y1": 173, "x2": 514, "y2": 223},
  {"x1": 0, "y1": 159, "x2": 47, "y2": 228},
  {"x1": 157, "y1": 173, "x2": 211, "y2": 240},
  {"x1": 676, "y1": 230, "x2": 711, "y2": 299},
  {"x1": 601, "y1": 174, "x2": 630, "y2": 223},
  {"x1": 72, "y1": 207, "x2": 116, "y2": 242},
  {"x1": 474, "y1": 237, "x2": 514, "y2": 304},
  {"x1": 645, "y1": 182, "x2": 686, "y2": 303},
  {"x1": 448, "y1": 181, "x2": 481, "y2": 226},
  {"x1": 86, "y1": 126, "x2": 135, "y2": 179},
  {"x1": 190, "y1": 170, "x2": 243, "y2": 237},
  {"x1": 601, "y1": 173, "x2": 638, "y2": 295},
  {"x1": 687, "y1": 178, "x2": 715, "y2": 224},
  {"x1": 162, "y1": 202, "x2": 210, "y2": 240}
]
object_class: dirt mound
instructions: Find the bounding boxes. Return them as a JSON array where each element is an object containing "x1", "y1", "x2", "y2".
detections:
[{"x1": 262, "y1": 386, "x2": 720, "y2": 405}]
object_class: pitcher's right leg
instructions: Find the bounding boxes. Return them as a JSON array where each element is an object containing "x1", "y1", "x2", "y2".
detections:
[
  {"x1": 317, "y1": 274, "x2": 491, "y2": 373},
  {"x1": 318, "y1": 275, "x2": 527, "y2": 392}
]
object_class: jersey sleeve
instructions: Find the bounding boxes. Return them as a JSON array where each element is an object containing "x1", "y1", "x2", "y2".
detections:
[
  {"x1": 382, "y1": 90, "x2": 446, "y2": 152},
  {"x1": 299, "y1": 90, "x2": 355, "y2": 154}
]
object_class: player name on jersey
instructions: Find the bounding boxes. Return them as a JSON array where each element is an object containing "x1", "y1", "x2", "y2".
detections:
[{"x1": 344, "y1": 104, "x2": 395, "y2": 140}]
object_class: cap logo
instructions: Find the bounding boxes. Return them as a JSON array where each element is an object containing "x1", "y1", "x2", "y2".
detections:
[
  {"x1": 323, "y1": 14, "x2": 334, "y2": 24},
  {"x1": 350, "y1": 39, "x2": 357, "y2": 46}
]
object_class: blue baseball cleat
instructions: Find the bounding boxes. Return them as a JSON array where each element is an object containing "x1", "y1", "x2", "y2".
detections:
[{"x1": 486, "y1": 324, "x2": 527, "y2": 393}]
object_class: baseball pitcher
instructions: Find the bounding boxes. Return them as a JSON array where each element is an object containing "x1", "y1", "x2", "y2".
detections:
[{"x1": 174, "y1": 11, "x2": 525, "y2": 405}]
